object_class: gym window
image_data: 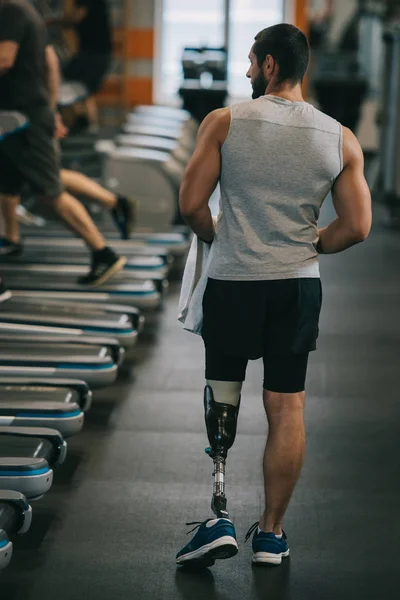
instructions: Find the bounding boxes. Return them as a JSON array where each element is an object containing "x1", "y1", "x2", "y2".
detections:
[{"x1": 154, "y1": 0, "x2": 285, "y2": 103}]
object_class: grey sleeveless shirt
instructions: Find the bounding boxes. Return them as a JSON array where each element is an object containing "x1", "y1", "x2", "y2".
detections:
[{"x1": 208, "y1": 95, "x2": 343, "y2": 281}]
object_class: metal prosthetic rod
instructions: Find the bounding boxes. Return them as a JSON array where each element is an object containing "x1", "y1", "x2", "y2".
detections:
[
  {"x1": 204, "y1": 385, "x2": 240, "y2": 519},
  {"x1": 205, "y1": 448, "x2": 229, "y2": 518}
]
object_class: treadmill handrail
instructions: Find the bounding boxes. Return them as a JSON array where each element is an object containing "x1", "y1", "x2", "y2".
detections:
[
  {"x1": 0, "y1": 426, "x2": 67, "y2": 466},
  {"x1": 0, "y1": 490, "x2": 32, "y2": 534},
  {"x1": 0, "y1": 490, "x2": 30, "y2": 510}
]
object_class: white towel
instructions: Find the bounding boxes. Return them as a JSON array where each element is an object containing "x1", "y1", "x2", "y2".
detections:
[{"x1": 178, "y1": 232, "x2": 215, "y2": 336}]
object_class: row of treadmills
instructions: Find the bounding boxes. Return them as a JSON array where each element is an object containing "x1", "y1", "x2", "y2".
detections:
[{"x1": 0, "y1": 106, "x2": 194, "y2": 570}]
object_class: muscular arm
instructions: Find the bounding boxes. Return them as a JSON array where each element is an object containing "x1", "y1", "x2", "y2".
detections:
[
  {"x1": 45, "y1": 45, "x2": 61, "y2": 109},
  {"x1": 318, "y1": 127, "x2": 372, "y2": 254},
  {"x1": 179, "y1": 108, "x2": 230, "y2": 243}
]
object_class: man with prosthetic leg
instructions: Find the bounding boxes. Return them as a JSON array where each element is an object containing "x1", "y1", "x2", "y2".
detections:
[{"x1": 176, "y1": 23, "x2": 372, "y2": 569}]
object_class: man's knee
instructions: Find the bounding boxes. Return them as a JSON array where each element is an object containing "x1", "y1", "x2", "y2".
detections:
[{"x1": 263, "y1": 390, "x2": 306, "y2": 420}]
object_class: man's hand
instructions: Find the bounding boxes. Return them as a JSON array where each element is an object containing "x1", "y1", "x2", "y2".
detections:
[{"x1": 54, "y1": 113, "x2": 69, "y2": 140}]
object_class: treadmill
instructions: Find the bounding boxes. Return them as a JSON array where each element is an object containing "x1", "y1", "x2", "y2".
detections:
[
  {"x1": 133, "y1": 105, "x2": 193, "y2": 119},
  {"x1": 0, "y1": 427, "x2": 66, "y2": 500},
  {"x1": 121, "y1": 123, "x2": 195, "y2": 152},
  {"x1": 122, "y1": 117, "x2": 193, "y2": 136},
  {"x1": 2, "y1": 274, "x2": 161, "y2": 310},
  {"x1": 0, "y1": 377, "x2": 92, "y2": 411},
  {"x1": 17, "y1": 233, "x2": 172, "y2": 264},
  {"x1": 10, "y1": 295, "x2": 145, "y2": 334},
  {"x1": 0, "y1": 262, "x2": 167, "y2": 291},
  {"x1": 0, "y1": 338, "x2": 118, "y2": 388},
  {"x1": 21, "y1": 232, "x2": 189, "y2": 257},
  {"x1": 0, "y1": 329, "x2": 124, "y2": 367},
  {"x1": 125, "y1": 114, "x2": 197, "y2": 140},
  {"x1": 0, "y1": 379, "x2": 87, "y2": 438},
  {"x1": 0, "y1": 287, "x2": 139, "y2": 348},
  {"x1": 115, "y1": 133, "x2": 192, "y2": 165},
  {"x1": 1, "y1": 250, "x2": 170, "y2": 279},
  {"x1": 0, "y1": 491, "x2": 32, "y2": 570}
]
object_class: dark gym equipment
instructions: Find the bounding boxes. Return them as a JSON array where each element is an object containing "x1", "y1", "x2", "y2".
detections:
[
  {"x1": 0, "y1": 490, "x2": 32, "y2": 570},
  {"x1": 179, "y1": 47, "x2": 228, "y2": 123},
  {"x1": 0, "y1": 427, "x2": 66, "y2": 500},
  {"x1": 312, "y1": 51, "x2": 368, "y2": 132}
]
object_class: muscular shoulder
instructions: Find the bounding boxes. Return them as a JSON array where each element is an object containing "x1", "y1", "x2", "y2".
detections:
[
  {"x1": 197, "y1": 107, "x2": 231, "y2": 146},
  {"x1": 342, "y1": 126, "x2": 364, "y2": 167}
]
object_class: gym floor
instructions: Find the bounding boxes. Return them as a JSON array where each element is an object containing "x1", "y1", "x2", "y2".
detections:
[{"x1": 1, "y1": 198, "x2": 399, "y2": 600}]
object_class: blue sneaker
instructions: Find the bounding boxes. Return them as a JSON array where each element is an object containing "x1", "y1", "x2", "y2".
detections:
[
  {"x1": 176, "y1": 518, "x2": 238, "y2": 568},
  {"x1": 245, "y1": 522, "x2": 290, "y2": 565}
]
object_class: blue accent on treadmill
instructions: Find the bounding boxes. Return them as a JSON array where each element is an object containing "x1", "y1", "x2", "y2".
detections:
[
  {"x1": 125, "y1": 264, "x2": 162, "y2": 271},
  {"x1": 0, "y1": 121, "x2": 29, "y2": 142},
  {"x1": 0, "y1": 539, "x2": 8, "y2": 549},
  {"x1": 57, "y1": 363, "x2": 114, "y2": 370},
  {"x1": 0, "y1": 362, "x2": 114, "y2": 369},
  {"x1": 0, "y1": 467, "x2": 49, "y2": 476},
  {"x1": 109, "y1": 290, "x2": 157, "y2": 296},
  {"x1": 6, "y1": 322, "x2": 134, "y2": 335},
  {"x1": 148, "y1": 239, "x2": 183, "y2": 246},
  {"x1": 16, "y1": 410, "x2": 82, "y2": 418},
  {"x1": 80, "y1": 326, "x2": 134, "y2": 335},
  {"x1": 9, "y1": 286, "x2": 157, "y2": 296}
]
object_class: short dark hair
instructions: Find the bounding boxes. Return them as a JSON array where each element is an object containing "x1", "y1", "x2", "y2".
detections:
[{"x1": 253, "y1": 24, "x2": 309, "y2": 84}]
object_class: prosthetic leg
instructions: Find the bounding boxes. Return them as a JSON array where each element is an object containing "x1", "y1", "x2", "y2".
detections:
[{"x1": 204, "y1": 382, "x2": 241, "y2": 519}]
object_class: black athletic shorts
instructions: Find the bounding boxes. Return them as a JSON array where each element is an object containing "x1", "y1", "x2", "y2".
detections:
[
  {"x1": 202, "y1": 278, "x2": 323, "y2": 393},
  {"x1": 0, "y1": 110, "x2": 63, "y2": 198},
  {"x1": 63, "y1": 53, "x2": 111, "y2": 94}
]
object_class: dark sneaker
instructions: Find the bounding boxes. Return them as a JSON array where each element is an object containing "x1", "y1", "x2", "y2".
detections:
[
  {"x1": 245, "y1": 522, "x2": 290, "y2": 566},
  {"x1": 0, "y1": 238, "x2": 23, "y2": 257},
  {"x1": 0, "y1": 279, "x2": 11, "y2": 302},
  {"x1": 111, "y1": 196, "x2": 137, "y2": 240},
  {"x1": 176, "y1": 518, "x2": 238, "y2": 568},
  {"x1": 77, "y1": 248, "x2": 127, "y2": 287}
]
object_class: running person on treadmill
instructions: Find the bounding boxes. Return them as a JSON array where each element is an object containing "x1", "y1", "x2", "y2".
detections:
[
  {"x1": 0, "y1": 0, "x2": 129, "y2": 286},
  {"x1": 48, "y1": 0, "x2": 113, "y2": 130},
  {"x1": 176, "y1": 24, "x2": 372, "y2": 567}
]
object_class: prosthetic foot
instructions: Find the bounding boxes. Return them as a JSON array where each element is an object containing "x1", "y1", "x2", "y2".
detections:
[{"x1": 204, "y1": 384, "x2": 241, "y2": 519}]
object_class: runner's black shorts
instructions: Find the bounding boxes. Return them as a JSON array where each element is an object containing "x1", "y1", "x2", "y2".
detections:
[
  {"x1": 63, "y1": 53, "x2": 111, "y2": 94},
  {"x1": 202, "y1": 277, "x2": 323, "y2": 393},
  {"x1": 0, "y1": 109, "x2": 63, "y2": 198}
]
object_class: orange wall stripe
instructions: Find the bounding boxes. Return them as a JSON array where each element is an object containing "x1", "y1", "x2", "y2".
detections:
[
  {"x1": 294, "y1": 0, "x2": 309, "y2": 98},
  {"x1": 96, "y1": 77, "x2": 122, "y2": 97},
  {"x1": 294, "y1": 0, "x2": 309, "y2": 35},
  {"x1": 96, "y1": 77, "x2": 153, "y2": 107},
  {"x1": 127, "y1": 78, "x2": 153, "y2": 106},
  {"x1": 113, "y1": 29, "x2": 154, "y2": 60}
]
